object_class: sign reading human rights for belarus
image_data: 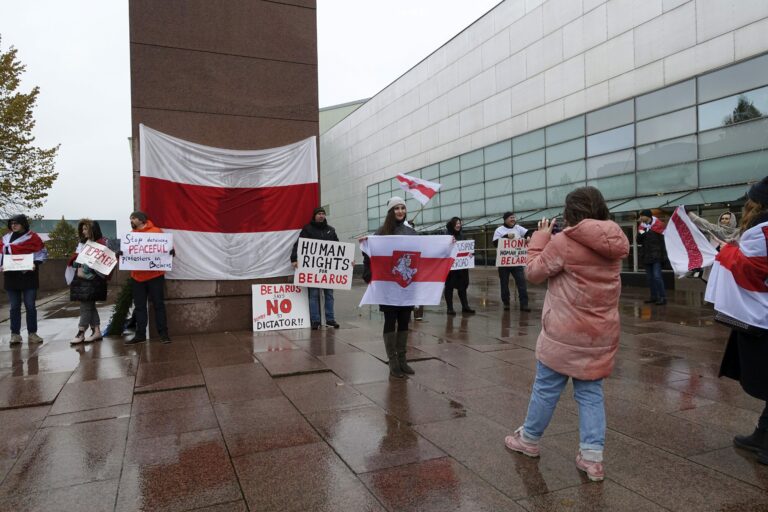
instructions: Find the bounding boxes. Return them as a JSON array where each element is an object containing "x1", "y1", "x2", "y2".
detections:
[
  {"x1": 496, "y1": 238, "x2": 528, "y2": 267},
  {"x1": 451, "y1": 240, "x2": 475, "y2": 270},
  {"x1": 252, "y1": 284, "x2": 310, "y2": 332},
  {"x1": 119, "y1": 232, "x2": 173, "y2": 271},
  {"x1": 294, "y1": 238, "x2": 355, "y2": 290},
  {"x1": 75, "y1": 241, "x2": 118, "y2": 275}
]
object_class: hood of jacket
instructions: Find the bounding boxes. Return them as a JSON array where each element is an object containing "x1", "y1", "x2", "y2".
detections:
[
  {"x1": 718, "y1": 211, "x2": 737, "y2": 229},
  {"x1": 564, "y1": 219, "x2": 629, "y2": 261},
  {"x1": 7, "y1": 214, "x2": 30, "y2": 232}
]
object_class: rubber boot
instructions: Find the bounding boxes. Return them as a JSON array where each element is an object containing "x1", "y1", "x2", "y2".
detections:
[
  {"x1": 734, "y1": 428, "x2": 768, "y2": 453},
  {"x1": 396, "y1": 331, "x2": 415, "y2": 375},
  {"x1": 445, "y1": 289, "x2": 455, "y2": 315},
  {"x1": 458, "y1": 289, "x2": 475, "y2": 314},
  {"x1": 384, "y1": 332, "x2": 405, "y2": 379}
]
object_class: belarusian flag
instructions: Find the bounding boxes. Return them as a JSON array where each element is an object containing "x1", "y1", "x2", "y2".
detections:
[
  {"x1": 395, "y1": 174, "x2": 441, "y2": 206},
  {"x1": 664, "y1": 205, "x2": 718, "y2": 277}
]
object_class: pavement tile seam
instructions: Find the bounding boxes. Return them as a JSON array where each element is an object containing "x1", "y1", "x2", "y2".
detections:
[
  {"x1": 133, "y1": 383, "x2": 206, "y2": 395},
  {"x1": 684, "y1": 449, "x2": 768, "y2": 494}
]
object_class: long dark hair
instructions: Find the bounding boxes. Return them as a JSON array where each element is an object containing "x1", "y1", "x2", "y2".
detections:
[
  {"x1": 564, "y1": 186, "x2": 609, "y2": 226},
  {"x1": 379, "y1": 208, "x2": 403, "y2": 235},
  {"x1": 740, "y1": 199, "x2": 767, "y2": 232},
  {"x1": 78, "y1": 219, "x2": 104, "y2": 243},
  {"x1": 446, "y1": 217, "x2": 461, "y2": 235}
]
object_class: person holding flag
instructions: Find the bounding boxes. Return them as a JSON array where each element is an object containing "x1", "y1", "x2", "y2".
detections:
[{"x1": 637, "y1": 209, "x2": 667, "y2": 305}]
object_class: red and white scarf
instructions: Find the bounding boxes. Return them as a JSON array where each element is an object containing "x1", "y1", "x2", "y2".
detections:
[{"x1": 0, "y1": 231, "x2": 46, "y2": 265}]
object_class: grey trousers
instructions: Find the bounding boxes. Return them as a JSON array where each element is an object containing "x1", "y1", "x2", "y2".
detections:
[{"x1": 79, "y1": 301, "x2": 100, "y2": 329}]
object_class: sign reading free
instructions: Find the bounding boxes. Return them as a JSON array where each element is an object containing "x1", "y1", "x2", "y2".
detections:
[
  {"x1": 119, "y1": 232, "x2": 173, "y2": 271},
  {"x1": 496, "y1": 237, "x2": 528, "y2": 267},
  {"x1": 294, "y1": 238, "x2": 354, "y2": 290},
  {"x1": 451, "y1": 240, "x2": 475, "y2": 270},
  {"x1": 252, "y1": 284, "x2": 310, "y2": 332}
]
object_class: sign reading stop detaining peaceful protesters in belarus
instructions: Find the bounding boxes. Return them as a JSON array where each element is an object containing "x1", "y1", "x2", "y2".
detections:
[
  {"x1": 119, "y1": 232, "x2": 173, "y2": 271},
  {"x1": 293, "y1": 238, "x2": 355, "y2": 290},
  {"x1": 75, "y1": 241, "x2": 118, "y2": 275},
  {"x1": 496, "y1": 237, "x2": 528, "y2": 267},
  {"x1": 252, "y1": 284, "x2": 310, "y2": 332},
  {"x1": 451, "y1": 240, "x2": 475, "y2": 270}
]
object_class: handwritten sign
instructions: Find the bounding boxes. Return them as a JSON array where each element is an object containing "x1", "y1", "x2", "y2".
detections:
[
  {"x1": 252, "y1": 284, "x2": 310, "y2": 332},
  {"x1": 451, "y1": 240, "x2": 475, "y2": 270},
  {"x1": 75, "y1": 241, "x2": 117, "y2": 275},
  {"x1": 2, "y1": 253, "x2": 33, "y2": 272},
  {"x1": 119, "y1": 232, "x2": 173, "y2": 271},
  {"x1": 294, "y1": 238, "x2": 354, "y2": 290},
  {"x1": 496, "y1": 237, "x2": 528, "y2": 267}
]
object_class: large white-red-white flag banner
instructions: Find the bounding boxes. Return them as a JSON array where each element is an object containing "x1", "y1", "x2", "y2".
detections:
[
  {"x1": 139, "y1": 125, "x2": 318, "y2": 280},
  {"x1": 395, "y1": 174, "x2": 441, "y2": 206},
  {"x1": 360, "y1": 235, "x2": 456, "y2": 306},
  {"x1": 664, "y1": 206, "x2": 718, "y2": 277}
]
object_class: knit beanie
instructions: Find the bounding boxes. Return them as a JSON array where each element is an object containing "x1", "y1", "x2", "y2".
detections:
[
  {"x1": 387, "y1": 196, "x2": 406, "y2": 210},
  {"x1": 312, "y1": 207, "x2": 326, "y2": 217},
  {"x1": 640, "y1": 209, "x2": 653, "y2": 218},
  {"x1": 746, "y1": 176, "x2": 768, "y2": 205},
  {"x1": 502, "y1": 211, "x2": 515, "y2": 221},
  {"x1": 130, "y1": 211, "x2": 148, "y2": 223}
]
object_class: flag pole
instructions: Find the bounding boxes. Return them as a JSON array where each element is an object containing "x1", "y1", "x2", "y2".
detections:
[{"x1": 410, "y1": 202, "x2": 427, "y2": 227}]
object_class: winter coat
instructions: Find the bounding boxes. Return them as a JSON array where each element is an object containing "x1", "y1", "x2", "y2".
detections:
[
  {"x1": 526, "y1": 219, "x2": 630, "y2": 380},
  {"x1": 290, "y1": 220, "x2": 339, "y2": 262},
  {"x1": 688, "y1": 211, "x2": 739, "y2": 245},
  {"x1": 444, "y1": 226, "x2": 469, "y2": 290},
  {"x1": 1, "y1": 225, "x2": 45, "y2": 291},
  {"x1": 68, "y1": 231, "x2": 109, "y2": 302},
  {"x1": 130, "y1": 220, "x2": 166, "y2": 283},
  {"x1": 637, "y1": 217, "x2": 666, "y2": 264}
]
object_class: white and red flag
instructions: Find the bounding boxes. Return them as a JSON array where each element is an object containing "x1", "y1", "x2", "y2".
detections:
[
  {"x1": 395, "y1": 174, "x2": 441, "y2": 206},
  {"x1": 360, "y1": 235, "x2": 456, "y2": 306},
  {"x1": 139, "y1": 124, "x2": 318, "y2": 280},
  {"x1": 705, "y1": 221, "x2": 768, "y2": 330},
  {"x1": 664, "y1": 206, "x2": 719, "y2": 277}
]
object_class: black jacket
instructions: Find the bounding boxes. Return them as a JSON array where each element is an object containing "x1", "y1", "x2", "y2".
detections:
[
  {"x1": 637, "y1": 226, "x2": 665, "y2": 264},
  {"x1": 445, "y1": 226, "x2": 469, "y2": 290},
  {"x1": 70, "y1": 275, "x2": 107, "y2": 302},
  {"x1": 290, "y1": 221, "x2": 339, "y2": 262}
]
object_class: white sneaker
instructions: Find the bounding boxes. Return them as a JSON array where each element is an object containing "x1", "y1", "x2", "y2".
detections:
[
  {"x1": 10, "y1": 334, "x2": 22, "y2": 345},
  {"x1": 70, "y1": 331, "x2": 85, "y2": 345},
  {"x1": 27, "y1": 332, "x2": 44, "y2": 344},
  {"x1": 84, "y1": 327, "x2": 103, "y2": 343}
]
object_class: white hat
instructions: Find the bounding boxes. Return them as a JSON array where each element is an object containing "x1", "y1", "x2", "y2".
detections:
[{"x1": 386, "y1": 196, "x2": 406, "y2": 210}]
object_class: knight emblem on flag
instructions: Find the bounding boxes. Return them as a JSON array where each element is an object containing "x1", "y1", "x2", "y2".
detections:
[{"x1": 391, "y1": 251, "x2": 419, "y2": 287}]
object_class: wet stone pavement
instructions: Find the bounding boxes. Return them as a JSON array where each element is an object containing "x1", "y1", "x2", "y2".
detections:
[{"x1": 0, "y1": 268, "x2": 767, "y2": 511}]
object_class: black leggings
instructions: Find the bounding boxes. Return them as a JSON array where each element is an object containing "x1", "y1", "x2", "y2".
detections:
[{"x1": 383, "y1": 308, "x2": 411, "y2": 335}]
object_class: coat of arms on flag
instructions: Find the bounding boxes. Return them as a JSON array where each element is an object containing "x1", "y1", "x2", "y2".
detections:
[{"x1": 391, "y1": 251, "x2": 420, "y2": 287}]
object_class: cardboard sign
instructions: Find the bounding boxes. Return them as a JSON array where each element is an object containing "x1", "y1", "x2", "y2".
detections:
[
  {"x1": 75, "y1": 241, "x2": 117, "y2": 276},
  {"x1": 451, "y1": 240, "x2": 475, "y2": 270},
  {"x1": 119, "y1": 232, "x2": 173, "y2": 271},
  {"x1": 252, "y1": 284, "x2": 310, "y2": 332},
  {"x1": 293, "y1": 238, "x2": 355, "y2": 290},
  {"x1": 496, "y1": 237, "x2": 528, "y2": 267},
  {"x1": 2, "y1": 253, "x2": 34, "y2": 272}
]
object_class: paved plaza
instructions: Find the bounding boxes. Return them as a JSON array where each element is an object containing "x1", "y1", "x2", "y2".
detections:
[{"x1": 0, "y1": 268, "x2": 766, "y2": 511}]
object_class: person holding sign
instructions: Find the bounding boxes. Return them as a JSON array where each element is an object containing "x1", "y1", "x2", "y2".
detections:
[
  {"x1": 493, "y1": 212, "x2": 530, "y2": 312},
  {"x1": 1, "y1": 215, "x2": 47, "y2": 345},
  {"x1": 444, "y1": 217, "x2": 474, "y2": 315},
  {"x1": 290, "y1": 207, "x2": 340, "y2": 330},
  {"x1": 68, "y1": 220, "x2": 111, "y2": 344}
]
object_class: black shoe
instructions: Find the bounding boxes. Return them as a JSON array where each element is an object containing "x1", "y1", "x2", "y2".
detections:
[
  {"x1": 520, "y1": 305, "x2": 531, "y2": 312},
  {"x1": 160, "y1": 335, "x2": 172, "y2": 344},
  {"x1": 446, "y1": 308, "x2": 456, "y2": 316},
  {"x1": 655, "y1": 298, "x2": 667, "y2": 305},
  {"x1": 462, "y1": 308, "x2": 476, "y2": 314},
  {"x1": 326, "y1": 320, "x2": 340, "y2": 329},
  {"x1": 503, "y1": 303, "x2": 510, "y2": 311},
  {"x1": 644, "y1": 298, "x2": 657, "y2": 304},
  {"x1": 311, "y1": 322, "x2": 321, "y2": 330},
  {"x1": 734, "y1": 428, "x2": 767, "y2": 453},
  {"x1": 125, "y1": 335, "x2": 146, "y2": 345}
]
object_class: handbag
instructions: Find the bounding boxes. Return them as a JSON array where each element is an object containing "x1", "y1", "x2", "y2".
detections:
[{"x1": 714, "y1": 311, "x2": 767, "y2": 335}]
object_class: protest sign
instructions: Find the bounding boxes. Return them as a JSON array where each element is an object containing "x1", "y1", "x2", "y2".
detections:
[
  {"x1": 496, "y1": 237, "x2": 528, "y2": 267},
  {"x1": 252, "y1": 284, "x2": 310, "y2": 332},
  {"x1": 294, "y1": 238, "x2": 354, "y2": 290},
  {"x1": 75, "y1": 241, "x2": 117, "y2": 275},
  {"x1": 120, "y1": 232, "x2": 173, "y2": 271},
  {"x1": 2, "y1": 253, "x2": 33, "y2": 272},
  {"x1": 451, "y1": 240, "x2": 475, "y2": 270}
]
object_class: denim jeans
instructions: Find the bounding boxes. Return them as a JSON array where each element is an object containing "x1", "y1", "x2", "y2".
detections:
[
  {"x1": 308, "y1": 288, "x2": 335, "y2": 323},
  {"x1": 522, "y1": 361, "x2": 606, "y2": 461},
  {"x1": 498, "y1": 266, "x2": 528, "y2": 306},
  {"x1": 7, "y1": 288, "x2": 38, "y2": 334},
  {"x1": 132, "y1": 275, "x2": 168, "y2": 337},
  {"x1": 644, "y1": 261, "x2": 666, "y2": 300}
]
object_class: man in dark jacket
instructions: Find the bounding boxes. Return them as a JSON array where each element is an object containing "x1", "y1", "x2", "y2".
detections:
[
  {"x1": 637, "y1": 209, "x2": 667, "y2": 305},
  {"x1": 291, "y1": 207, "x2": 340, "y2": 329}
]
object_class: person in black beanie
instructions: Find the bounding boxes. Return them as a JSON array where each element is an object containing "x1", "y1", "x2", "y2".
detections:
[
  {"x1": 637, "y1": 208, "x2": 667, "y2": 305},
  {"x1": 444, "y1": 217, "x2": 475, "y2": 315}
]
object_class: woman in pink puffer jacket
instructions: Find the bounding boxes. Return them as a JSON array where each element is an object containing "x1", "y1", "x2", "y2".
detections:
[{"x1": 503, "y1": 186, "x2": 629, "y2": 482}]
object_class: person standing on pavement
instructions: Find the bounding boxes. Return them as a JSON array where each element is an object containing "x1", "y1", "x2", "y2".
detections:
[
  {"x1": 68, "y1": 219, "x2": 109, "y2": 345},
  {"x1": 503, "y1": 186, "x2": 629, "y2": 482},
  {"x1": 493, "y1": 212, "x2": 530, "y2": 312},
  {"x1": 291, "y1": 207, "x2": 340, "y2": 330},
  {"x1": 444, "y1": 217, "x2": 474, "y2": 315},
  {"x1": 1, "y1": 215, "x2": 47, "y2": 345},
  {"x1": 637, "y1": 209, "x2": 667, "y2": 305}
]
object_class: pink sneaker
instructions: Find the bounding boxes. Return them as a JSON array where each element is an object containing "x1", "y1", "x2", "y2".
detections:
[
  {"x1": 504, "y1": 427, "x2": 540, "y2": 458},
  {"x1": 576, "y1": 452, "x2": 605, "y2": 482}
]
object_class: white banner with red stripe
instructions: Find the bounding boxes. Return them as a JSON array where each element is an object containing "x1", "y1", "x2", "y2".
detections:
[
  {"x1": 139, "y1": 124, "x2": 318, "y2": 280},
  {"x1": 360, "y1": 235, "x2": 456, "y2": 306},
  {"x1": 664, "y1": 206, "x2": 719, "y2": 277},
  {"x1": 395, "y1": 174, "x2": 441, "y2": 206},
  {"x1": 451, "y1": 240, "x2": 475, "y2": 270}
]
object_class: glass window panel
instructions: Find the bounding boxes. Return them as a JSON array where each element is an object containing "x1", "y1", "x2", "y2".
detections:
[
  {"x1": 699, "y1": 151, "x2": 768, "y2": 187},
  {"x1": 587, "y1": 100, "x2": 634, "y2": 134},
  {"x1": 637, "y1": 163, "x2": 698, "y2": 195},
  {"x1": 546, "y1": 139, "x2": 585, "y2": 166},
  {"x1": 421, "y1": 208, "x2": 439, "y2": 223},
  {"x1": 422, "y1": 164, "x2": 439, "y2": 180},
  {"x1": 485, "y1": 177, "x2": 513, "y2": 198},
  {"x1": 406, "y1": 197, "x2": 419, "y2": 211},
  {"x1": 637, "y1": 135, "x2": 697, "y2": 170},
  {"x1": 513, "y1": 149, "x2": 545, "y2": 173},
  {"x1": 547, "y1": 160, "x2": 586, "y2": 186},
  {"x1": 379, "y1": 205, "x2": 388, "y2": 217},
  {"x1": 636, "y1": 80, "x2": 696, "y2": 120},
  {"x1": 368, "y1": 195, "x2": 378, "y2": 209},
  {"x1": 698, "y1": 53, "x2": 768, "y2": 103},
  {"x1": 587, "y1": 149, "x2": 635, "y2": 179},
  {"x1": 485, "y1": 158, "x2": 512, "y2": 180},
  {"x1": 462, "y1": 200, "x2": 485, "y2": 218},
  {"x1": 547, "y1": 183, "x2": 585, "y2": 207},
  {"x1": 699, "y1": 117, "x2": 768, "y2": 160},
  {"x1": 368, "y1": 207, "x2": 378, "y2": 219},
  {"x1": 698, "y1": 85, "x2": 768, "y2": 131},
  {"x1": 587, "y1": 174, "x2": 635, "y2": 200},
  {"x1": 513, "y1": 169, "x2": 546, "y2": 192},
  {"x1": 410, "y1": 169, "x2": 421, "y2": 179},
  {"x1": 486, "y1": 195, "x2": 512, "y2": 215},
  {"x1": 546, "y1": 116, "x2": 585, "y2": 145},
  {"x1": 485, "y1": 140, "x2": 512, "y2": 162},
  {"x1": 440, "y1": 157, "x2": 460, "y2": 175},
  {"x1": 512, "y1": 129, "x2": 545, "y2": 154},
  {"x1": 390, "y1": 178, "x2": 399, "y2": 190},
  {"x1": 441, "y1": 205, "x2": 460, "y2": 221},
  {"x1": 367, "y1": 184, "x2": 378, "y2": 197},
  {"x1": 439, "y1": 172, "x2": 460, "y2": 189},
  {"x1": 368, "y1": 218, "x2": 379, "y2": 231},
  {"x1": 379, "y1": 193, "x2": 389, "y2": 206},
  {"x1": 587, "y1": 125, "x2": 634, "y2": 156},
  {"x1": 379, "y1": 180, "x2": 391, "y2": 192},
  {"x1": 514, "y1": 189, "x2": 546, "y2": 210},
  {"x1": 441, "y1": 188, "x2": 461, "y2": 205},
  {"x1": 461, "y1": 166, "x2": 484, "y2": 186},
  {"x1": 460, "y1": 149, "x2": 483, "y2": 169},
  {"x1": 636, "y1": 107, "x2": 696, "y2": 145},
  {"x1": 462, "y1": 183, "x2": 484, "y2": 201}
]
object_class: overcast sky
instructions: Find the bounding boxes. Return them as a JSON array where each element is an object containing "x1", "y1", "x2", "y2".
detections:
[{"x1": 0, "y1": 0, "x2": 500, "y2": 234}]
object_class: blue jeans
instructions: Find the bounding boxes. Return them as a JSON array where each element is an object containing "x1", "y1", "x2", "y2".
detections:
[
  {"x1": 7, "y1": 288, "x2": 38, "y2": 334},
  {"x1": 522, "y1": 361, "x2": 606, "y2": 461},
  {"x1": 644, "y1": 261, "x2": 666, "y2": 300},
  {"x1": 308, "y1": 288, "x2": 335, "y2": 324}
]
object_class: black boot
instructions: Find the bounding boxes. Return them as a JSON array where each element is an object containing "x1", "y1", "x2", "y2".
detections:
[
  {"x1": 458, "y1": 289, "x2": 474, "y2": 314},
  {"x1": 734, "y1": 428, "x2": 768, "y2": 453},
  {"x1": 396, "y1": 331, "x2": 415, "y2": 375},
  {"x1": 445, "y1": 289, "x2": 455, "y2": 315},
  {"x1": 384, "y1": 332, "x2": 405, "y2": 379}
]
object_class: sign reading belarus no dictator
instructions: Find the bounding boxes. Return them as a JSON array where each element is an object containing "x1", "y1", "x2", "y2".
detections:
[
  {"x1": 252, "y1": 284, "x2": 310, "y2": 332},
  {"x1": 294, "y1": 238, "x2": 354, "y2": 290},
  {"x1": 119, "y1": 232, "x2": 173, "y2": 271},
  {"x1": 496, "y1": 237, "x2": 528, "y2": 267},
  {"x1": 451, "y1": 240, "x2": 475, "y2": 270},
  {"x1": 75, "y1": 241, "x2": 118, "y2": 275}
]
